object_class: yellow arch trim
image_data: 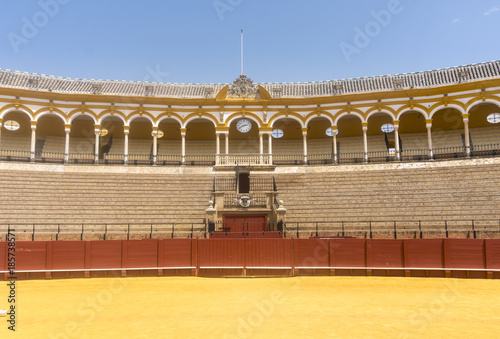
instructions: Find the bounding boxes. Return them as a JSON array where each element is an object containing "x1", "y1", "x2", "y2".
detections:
[
  {"x1": 68, "y1": 108, "x2": 98, "y2": 122},
  {"x1": 365, "y1": 106, "x2": 397, "y2": 118},
  {"x1": 225, "y1": 112, "x2": 264, "y2": 128},
  {"x1": 183, "y1": 112, "x2": 220, "y2": 127},
  {"x1": 34, "y1": 107, "x2": 67, "y2": 120},
  {"x1": 268, "y1": 111, "x2": 305, "y2": 127},
  {"x1": 465, "y1": 95, "x2": 500, "y2": 110},
  {"x1": 333, "y1": 108, "x2": 365, "y2": 124},
  {"x1": 303, "y1": 111, "x2": 335, "y2": 126},
  {"x1": 97, "y1": 110, "x2": 128, "y2": 122},
  {"x1": 126, "y1": 111, "x2": 157, "y2": 125},
  {"x1": 0, "y1": 104, "x2": 34, "y2": 118},
  {"x1": 155, "y1": 112, "x2": 185, "y2": 125},
  {"x1": 428, "y1": 100, "x2": 465, "y2": 113},
  {"x1": 396, "y1": 104, "x2": 429, "y2": 116}
]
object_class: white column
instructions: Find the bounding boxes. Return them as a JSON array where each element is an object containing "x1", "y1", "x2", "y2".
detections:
[
  {"x1": 152, "y1": 130, "x2": 158, "y2": 165},
  {"x1": 215, "y1": 132, "x2": 221, "y2": 165},
  {"x1": 30, "y1": 122, "x2": 37, "y2": 162},
  {"x1": 259, "y1": 133, "x2": 264, "y2": 164},
  {"x1": 268, "y1": 134, "x2": 273, "y2": 165},
  {"x1": 463, "y1": 114, "x2": 470, "y2": 157},
  {"x1": 181, "y1": 128, "x2": 186, "y2": 164},
  {"x1": 64, "y1": 124, "x2": 71, "y2": 164},
  {"x1": 124, "y1": 129, "x2": 129, "y2": 165},
  {"x1": 394, "y1": 122, "x2": 401, "y2": 161},
  {"x1": 332, "y1": 126, "x2": 338, "y2": 164},
  {"x1": 302, "y1": 128, "x2": 308, "y2": 164},
  {"x1": 426, "y1": 120, "x2": 433, "y2": 159},
  {"x1": 362, "y1": 123, "x2": 368, "y2": 162},
  {"x1": 225, "y1": 133, "x2": 229, "y2": 155},
  {"x1": 94, "y1": 129, "x2": 100, "y2": 164}
]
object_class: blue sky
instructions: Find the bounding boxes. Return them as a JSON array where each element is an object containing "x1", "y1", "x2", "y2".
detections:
[{"x1": 1, "y1": 0, "x2": 500, "y2": 84}]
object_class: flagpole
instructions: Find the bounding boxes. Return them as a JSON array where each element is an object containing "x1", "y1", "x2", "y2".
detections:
[{"x1": 241, "y1": 29, "x2": 244, "y2": 75}]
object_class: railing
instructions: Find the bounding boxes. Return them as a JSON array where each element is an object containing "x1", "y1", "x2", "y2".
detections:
[
  {"x1": 471, "y1": 143, "x2": 500, "y2": 158},
  {"x1": 2, "y1": 219, "x2": 499, "y2": 240},
  {"x1": 249, "y1": 177, "x2": 274, "y2": 192},
  {"x1": 214, "y1": 177, "x2": 237, "y2": 191},
  {"x1": 273, "y1": 154, "x2": 305, "y2": 165},
  {"x1": 68, "y1": 153, "x2": 94, "y2": 164},
  {"x1": 338, "y1": 152, "x2": 365, "y2": 164},
  {"x1": 433, "y1": 146, "x2": 466, "y2": 160},
  {"x1": 1, "y1": 143, "x2": 499, "y2": 166},
  {"x1": 223, "y1": 193, "x2": 268, "y2": 208},
  {"x1": 0, "y1": 223, "x2": 209, "y2": 241},
  {"x1": 284, "y1": 219, "x2": 500, "y2": 239},
  {"x1": 0, "y1": 150, "x2": 31, "y2": 162},
  {"x1": 184, "y1": 155, "x2": 215, "y2": 166},
  {"x1": 400, "y1": 149, "x2": 431, "y2": 162},
  {"x1": 217, "y1": 154, "x2": 271, "y2": 166}
]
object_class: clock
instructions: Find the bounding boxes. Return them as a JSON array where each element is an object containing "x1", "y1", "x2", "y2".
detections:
[{"x1": 236, "y1": 118, "x2": 252, "y2": 133}]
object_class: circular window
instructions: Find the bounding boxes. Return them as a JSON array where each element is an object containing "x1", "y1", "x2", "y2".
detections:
[
  {"x1": 272, "y1": 129, "x2": 284, "y2": 138},
  {"x1": 487, "y1": 113, "x2": 500, "y2": 124},
  {"x1": 3, "y1": 120, "x2": 20, "y2": 131},
  {"x1": 381, "y1": 123, "x2": 395, "y2": 133},
  {"x1": 325, "y1": 127, "x2": 338, "y2": 136}
]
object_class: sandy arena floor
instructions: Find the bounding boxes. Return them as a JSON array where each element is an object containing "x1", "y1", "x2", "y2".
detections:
[{"x1": 1, "y1": 276, "x2": 499, "y2": 338}]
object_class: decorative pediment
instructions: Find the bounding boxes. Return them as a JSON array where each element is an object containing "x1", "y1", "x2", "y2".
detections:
[{"x1": 227, "y1": 74, "x2": 261, "y2": 99}]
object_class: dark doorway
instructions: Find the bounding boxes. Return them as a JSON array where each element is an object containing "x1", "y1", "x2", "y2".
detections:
[
  {"x1": 238, "y1": 173, "x2": 250, "y2": 194},
  {"x1": 223, "y1": 215, "x2": 268, "y2": 232}
]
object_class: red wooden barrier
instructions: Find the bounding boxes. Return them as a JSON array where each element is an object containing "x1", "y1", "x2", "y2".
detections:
[
  {"x1": 404, "y1": 239, "x2": 444, "y2": 268},
  {"x1": 294, "y1": 238, "x2": 330, "y2": 268},
  {"x1": 15, "y1": 242, "x2": 47, "y2": 271},
  {"x1": 1, "y1": 238, "x2": 500, "y2": 280},
  {"x1": 197, "y1": 239, "x2": 245, "y2": 268},
  {"x1": 245, "y1": 239, "x2": 293, "y2": 268},
  {"x1": 50, "y1": 241, "x2": 85, "y2": 270},
  {"x1": 444, "y1": 239, "x2": 485, "y2": 269},
  {"x1": 160, "y1": 239, "x2": 194, "y2": 268},
  {"x1": 330, "y1": 239, "x2": 366, "y2": 268},
  {"x1": 369, "y1": 239, "x2": 404, "y2": 268},
  {"x1": 87, "y1": 240, "x2": 122, "y2": 269}
]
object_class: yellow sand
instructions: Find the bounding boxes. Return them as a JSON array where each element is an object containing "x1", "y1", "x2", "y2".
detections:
[{"x1": 1, "y1": 276, "x2": 500, "y2": 338}]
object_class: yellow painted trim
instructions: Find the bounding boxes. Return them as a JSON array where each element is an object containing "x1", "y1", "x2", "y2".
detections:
[
  {"x1": 0, "y1": 104, "x2": 34, "y2": 117},
  {"x1": 268, "y1": 111, "x2": 305, "y2": 126},
  {"x1": 225, "y1": 112, "x2": 264, "y2": 128}
]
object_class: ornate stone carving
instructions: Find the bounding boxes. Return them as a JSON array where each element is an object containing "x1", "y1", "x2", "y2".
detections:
[{"x1": 227, "y1": 74, "x2": 261, "y2": 99}]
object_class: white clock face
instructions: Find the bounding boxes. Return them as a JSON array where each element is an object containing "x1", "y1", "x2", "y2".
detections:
[{"x1": 236, "y1": 119, "x2": 252, "y2": 133}]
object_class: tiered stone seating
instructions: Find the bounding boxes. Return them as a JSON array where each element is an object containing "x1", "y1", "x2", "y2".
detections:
[
  {"x1": 0, "y1": 167, "x2": 214, "y2": 240},
  {"x1": 0, "y1": 134, "x2": 31, "y2": 152},
  {"x1": 470, "y1": 126, "x2": 499, "y2": 146},
  {"x1": 274, "y1": 159, "x2": 500, "y2": 237}
]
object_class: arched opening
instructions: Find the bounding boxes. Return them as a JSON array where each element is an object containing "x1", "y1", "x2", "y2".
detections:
[
  {"x1": 1, "y1": 110, "x2": 32, "y2": 159},
  {"x1": 69, "y1": 115, "x2": 96, "y2": 163},
  {"x1": 306, "y1": 117, "x2": 334, "y2": 163},
  {"x1": 228, "y1": 117, "x2": 260, "y2": 154},
  {"x1": 37, "y1": 114, "x2": 65, "y2": 162},
  {"x1": 185, "y1": 118, "x2": 216, "y2": 164},
  {"x1": 272, "y1": 118, "x2": 303, "y2": 163},
  {"x1": 337, "y1": 115, "x2": 363, "y2": 162},
  {"x1": 100, "y1": 116, "x2": 124, "y2": 162},
  {"x1": 129, "y1": 117, "x2": 153, "y2": 163},
  {"x1": 367, "y1": 113, "x2": 394, "y2": 158},
  {"x1": 431, "y1": 108, "x2": 464, "y2": 157},
  {"x1": 468, "y1": 103, "x2": 500, "y2": 147},
  {"x1": 398, "y1": 110, "x2": 428, "y2": 160},
  {"x1": 157, "y1": 118, "x2": 182, "y2": 160}
]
